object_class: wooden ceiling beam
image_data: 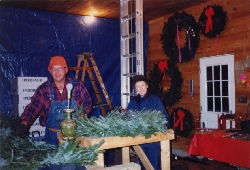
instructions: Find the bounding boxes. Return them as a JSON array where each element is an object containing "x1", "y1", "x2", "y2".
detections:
[{"x1": 0, "y1": 0, "x2": 210, "y2": 21}]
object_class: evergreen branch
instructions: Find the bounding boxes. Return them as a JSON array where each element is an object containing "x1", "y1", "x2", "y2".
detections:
[
  {"x1": 74, "y1": 107, "x2": 168, "y2": 138},
  {"x1": 0, "y1": 115, "x2": 104, "y2": 170}
]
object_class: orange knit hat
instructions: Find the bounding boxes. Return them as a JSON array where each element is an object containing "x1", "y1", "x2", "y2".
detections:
[{"x1": 48, "y1": 56, "x2": 68, "y2": 71}]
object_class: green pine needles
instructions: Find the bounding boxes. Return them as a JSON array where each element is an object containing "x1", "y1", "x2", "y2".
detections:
[
  {"x1": 0, "y1": 106, "x2": 169, "y2": 169},
  {"x1": 74, "y1": 107, "x2": 168, "y2": 139},
  {"x1": 0, "y1": 114, "x2": 104, "y2": 170},
  {"x1": 40, "y1": 139, "x2": 105, "y2": 167}
]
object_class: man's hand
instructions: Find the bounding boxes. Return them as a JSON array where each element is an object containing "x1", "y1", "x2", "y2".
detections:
[
  {"x1": 13, "y1": 123, "x2": 29, "y2": 136},
  {"x1": 78, "y1": 112, "x2": 85, "y2": 119}
]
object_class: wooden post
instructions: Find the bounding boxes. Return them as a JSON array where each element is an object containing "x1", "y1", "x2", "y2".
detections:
[
  {"x1": 96, "y1": 152, "x2": 104, "y2": 167},
  {"x1": 161, "y1": 140, "x2": 171, "y2": 170},
  {"x1": 122, "y1": 147, "x2": 130, "y2": 164}
]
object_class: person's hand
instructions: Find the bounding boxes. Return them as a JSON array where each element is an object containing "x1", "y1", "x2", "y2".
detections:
[
  {"x1": 78, "y1": 112, "x2": 85, "y2": 119},
  {"x1": 13, "y1": 123, "x2": 29, "y2": 136}
]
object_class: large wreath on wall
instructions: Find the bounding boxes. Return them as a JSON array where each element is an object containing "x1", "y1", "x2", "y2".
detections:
[
  {"x1": 161, "y1": 11, "x2": 200, "y2": 63},
  {"x1": 198, "y1": 4, "x2": 227, "y2": 39},
  {"x1": 170, "y1": 107, "x2": 195, "y2": 137},
  {"x1": 149, "y1": 59, "x2": 183, "y2": 107}
]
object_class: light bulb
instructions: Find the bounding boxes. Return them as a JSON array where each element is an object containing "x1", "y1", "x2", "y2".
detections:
[{"x1": 66, "y1": 83, "x2": 73, "y2": 99}]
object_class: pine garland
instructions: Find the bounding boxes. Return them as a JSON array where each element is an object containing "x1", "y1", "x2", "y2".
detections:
[
  {"x1": 74, "y1": 108, "x2": 168, "y2": 139},
  {"x1": 0, "y1": 107, "x2": 169, "y2": 169},
  {"x1": 40, "y1": 139, "x2": 104, "y2": 168},
  {"x1": 0, "y1": 115, "x2": 104, "y2": 170}
]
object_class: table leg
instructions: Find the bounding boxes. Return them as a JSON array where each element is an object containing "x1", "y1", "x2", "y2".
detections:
[
  {"x1": 122, "y1": 147, "x2": 130, "y2": 164},
  {"x1": 161, "y1": 140, "x2": 170, "y2": 170},
  {"x1": 95, "y1": 152, "x2": 104, "y2": 167},
  {"x1": 133, "y1": 145, "x2": 154, "y2": 170}
]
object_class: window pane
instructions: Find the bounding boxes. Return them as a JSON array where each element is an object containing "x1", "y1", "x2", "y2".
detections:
[
  {"x1": 214, "y1": 81, "x2": 220, "y2": 96},
  {"x1": 207, "y1": 97, "x2": 213, "y2": 111},
  {"x1": 214, "y1": 65, "x2": 220, "y2": 80},
  {"x1": 222, "y1": 97, "x2": 229, "y2": 112},
  {"x1": 222, "y1": 81, "x2": 228, "y2": 96},
  {"x1": 221, "y1": 65, "x2": 228, "y2": 80},
  {"x1": 215, "y1": 97, "x2": 221, "y2": 112},
  {"x1": 207, "y1": 82, "x2": 213, "y2": 96},
  {"x1": 207, "y1": 66, "x2": 212, "y2": 80}
]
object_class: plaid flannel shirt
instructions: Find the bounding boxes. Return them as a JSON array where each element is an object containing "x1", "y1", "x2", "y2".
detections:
[{"x1": 20, "y1": 77, "x2": 92, "y2": 126}]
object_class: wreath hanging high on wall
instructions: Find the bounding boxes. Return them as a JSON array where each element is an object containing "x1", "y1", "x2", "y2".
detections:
[
  {"x1": 161, "y1": 11, "x2": 200, "y2": 63},
  {"x1": 198, "y1": 4, "x2": 227, "y2": 39},
  {"x1": 170, "y1": 107, "x2": 195, "y2": 137},
  {"x1": 149, "y1": 59, "x2": 183, "y2": 107}
]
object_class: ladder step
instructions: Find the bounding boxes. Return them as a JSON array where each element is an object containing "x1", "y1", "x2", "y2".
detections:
[
  {"x1": 122, "y1": 53, "x2": 136, "y2": 58},
  {"x1": 93, "y1": 103, "x2": 108, "y2": 108},
  {"x1": 123, "y1": 93, "x2": 137, "y2": 96},
  {"x1": 72, "y1": 52, "x2": 113, "y2": 117},
  {"x1": 69, "y1": 66, "x2": 93, "y2": 70},
  {"x1": 122, "y1": 33, "x2": 136, "y2": 39},
  {"x1": 122, "y1": 13, "x2": 136, "y2": 21},
  {"x1": 77, "y1": 52, "x2": 94, "y2": 59},
  {"x1": 122, "y1": 73, "x2": 137, "y2": 77}
]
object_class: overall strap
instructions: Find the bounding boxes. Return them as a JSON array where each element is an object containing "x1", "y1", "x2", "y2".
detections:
[{"x1": 48, "y1": 79, "x2": 54, "y2": 100}]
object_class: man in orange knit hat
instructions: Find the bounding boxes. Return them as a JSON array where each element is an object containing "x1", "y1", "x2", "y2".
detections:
[{"x1": 14, "y1": 56, "x2": 92, "y2": 146}]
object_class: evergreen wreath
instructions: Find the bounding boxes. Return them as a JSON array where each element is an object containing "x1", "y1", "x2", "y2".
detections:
[
  {"x1": 198, "y1": 4, "x2": 227, "y2": 38},
  {"x1": 149, "y1": 60, "x2": 183, "y2": 107},
  {"x1": 161, "y1": 11, "x2": 200, "y2": 63},
  {"x1": 170, "y1": 107, "x2": 195, "y2": 137}
]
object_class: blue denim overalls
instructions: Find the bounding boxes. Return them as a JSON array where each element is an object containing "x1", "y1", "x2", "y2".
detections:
[{"x1": 45, "y1": 79, "x2": 77, "y2": 146}]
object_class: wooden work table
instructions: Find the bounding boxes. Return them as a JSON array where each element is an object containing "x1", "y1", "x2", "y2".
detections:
[{"x1": 58, "y1": 129, "x2": 175, "y2": 170}]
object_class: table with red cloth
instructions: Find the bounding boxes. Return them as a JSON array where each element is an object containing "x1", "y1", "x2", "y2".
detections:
[{"x1": 187, "y1": 131, "x2": 250, "y2": 168}]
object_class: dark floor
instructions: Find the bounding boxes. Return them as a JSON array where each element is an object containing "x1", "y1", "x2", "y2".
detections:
[{"x1": 105, "y1": 148, "x2": 249, "y2": 170}]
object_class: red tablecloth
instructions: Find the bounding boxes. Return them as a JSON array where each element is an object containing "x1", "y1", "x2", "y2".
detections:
[{"x1": 187, "y1": 132, "x2": 250, "y2": 168}]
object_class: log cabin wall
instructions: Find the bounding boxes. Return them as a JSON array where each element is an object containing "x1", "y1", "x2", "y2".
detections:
[{"x1": 147, "y1": 0, "x2": 250, "y2": 127}]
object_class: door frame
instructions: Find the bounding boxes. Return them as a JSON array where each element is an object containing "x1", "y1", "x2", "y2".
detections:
[{"x1": 200, "y1": 54, "x2": 235, "y2": 128}]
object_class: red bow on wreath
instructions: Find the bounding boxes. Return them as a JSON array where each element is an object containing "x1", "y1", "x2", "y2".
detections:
[
  {"x1": 158, "y1": 59, "x2": 168, "y2": 86},
  {"x1": 174, "y1": 110, "x2": 185, "y2": 131},
  {"x1": 205, "y1": 7, "x2": 214, "y2": 33}
]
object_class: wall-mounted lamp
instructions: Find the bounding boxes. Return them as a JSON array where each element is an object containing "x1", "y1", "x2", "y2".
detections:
[{"x1": 189, "y1": 79, "x2": 194, "y2": 96}]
